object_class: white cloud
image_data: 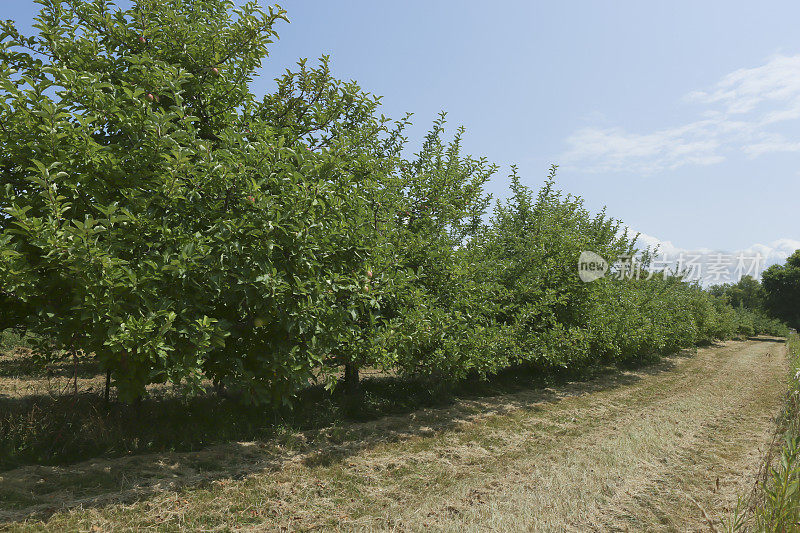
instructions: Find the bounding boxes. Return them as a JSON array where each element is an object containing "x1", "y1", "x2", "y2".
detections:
[
  {"x1": 634, "y1": 231, "x2": 701, "y2": 257},
  {"x1": 743, "y1": 134, "x2": 800, "y2": 157},
  {"x1": 630, "y1": 230, "x2": 800, "y2": 284},
  {"x1": 564, "y1": 54, "x2": 800, "y2": 173},
  {"x1": 688, "y1": 55, "x2": 800, "y2": 114},
  {"x1": 563, "y1": 123, "x2": 724, "y2": 174},
  {"x1": 740, "y1": 238, "x2": 800, "y2": 265}
]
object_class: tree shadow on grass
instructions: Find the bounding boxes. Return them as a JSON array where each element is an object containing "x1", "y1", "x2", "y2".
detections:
[
  {"x1": 747, "y1": 335, "x2": 787, "y2": 343},
  {"x1": 0, "y1": 348, "x2": 101, "y2": 380},
  {"x1": 0, "y1": 350, "x2": 688, "y2": 524}
]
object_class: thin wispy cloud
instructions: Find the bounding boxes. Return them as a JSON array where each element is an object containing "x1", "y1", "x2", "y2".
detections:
[
  {"x1": 564, "y1": 54, "x2": 800, "y2": 173},
  {"x1": 688, "y1": 55, "x2": 800, "y2": 115}
]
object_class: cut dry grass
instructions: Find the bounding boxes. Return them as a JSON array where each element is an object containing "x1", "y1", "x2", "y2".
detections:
[
  {"x1": 0, "y1": 338, "x2": 787, "y2": 531},
  {"x1": 725, "y1": 333, "x2": 800, "y2": 532}
]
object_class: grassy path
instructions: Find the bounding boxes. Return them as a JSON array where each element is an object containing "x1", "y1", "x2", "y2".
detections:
[{"x1": 1, "y1": 339, "x2": 786, "y2": 531}]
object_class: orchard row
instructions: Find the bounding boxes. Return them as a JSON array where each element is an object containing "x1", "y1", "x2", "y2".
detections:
[{"x1": 0, "y1": 0, "x2": 785, "y2": 404}]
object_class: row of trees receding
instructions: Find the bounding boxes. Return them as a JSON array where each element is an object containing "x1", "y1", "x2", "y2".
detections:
[{"x1": 0, "y1": 0, "x2": 791, "y2": 405}]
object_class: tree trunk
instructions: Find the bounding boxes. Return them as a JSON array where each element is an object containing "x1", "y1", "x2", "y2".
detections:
[
  {"x1": 344, "y1": 361, "x2": 359, "y2": 394},
  {"x1": 72, "y1": 352, "x2": 79, "y2": 396},
  {"x1": 104, "y1": 369, "x2": 111, "y2": 405}
]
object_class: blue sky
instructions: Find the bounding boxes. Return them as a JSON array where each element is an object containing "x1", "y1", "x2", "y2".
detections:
[{"x1": 6, "y1": 1, "x2": 800, "y2": 268}]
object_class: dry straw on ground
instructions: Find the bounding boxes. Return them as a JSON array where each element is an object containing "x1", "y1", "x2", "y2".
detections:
[{"x1": 0, "y1": 339, "x2": 786, "y2": 531}]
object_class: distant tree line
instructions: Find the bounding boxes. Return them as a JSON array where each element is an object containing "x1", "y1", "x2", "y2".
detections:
[{"x1": 710, "y1": 252, "x2": 800, "y2": 332}]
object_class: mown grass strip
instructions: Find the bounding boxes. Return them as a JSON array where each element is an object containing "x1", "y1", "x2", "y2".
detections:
[{"x1": 727, "y1": 333, "x2": 800, "y2": 532}]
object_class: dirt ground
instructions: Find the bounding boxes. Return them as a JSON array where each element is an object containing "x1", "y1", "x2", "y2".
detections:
[{"x1": 0, "y1": 338, "x2": 787, "y2": 531}]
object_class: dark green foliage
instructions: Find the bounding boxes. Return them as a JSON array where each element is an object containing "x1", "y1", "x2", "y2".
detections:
[
  {"x1": 709, "y1": 274, "x2": 791, "y2": 337},
  {"x1": 762, "y1": 251, "x2": 800, "y2": 330}
]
